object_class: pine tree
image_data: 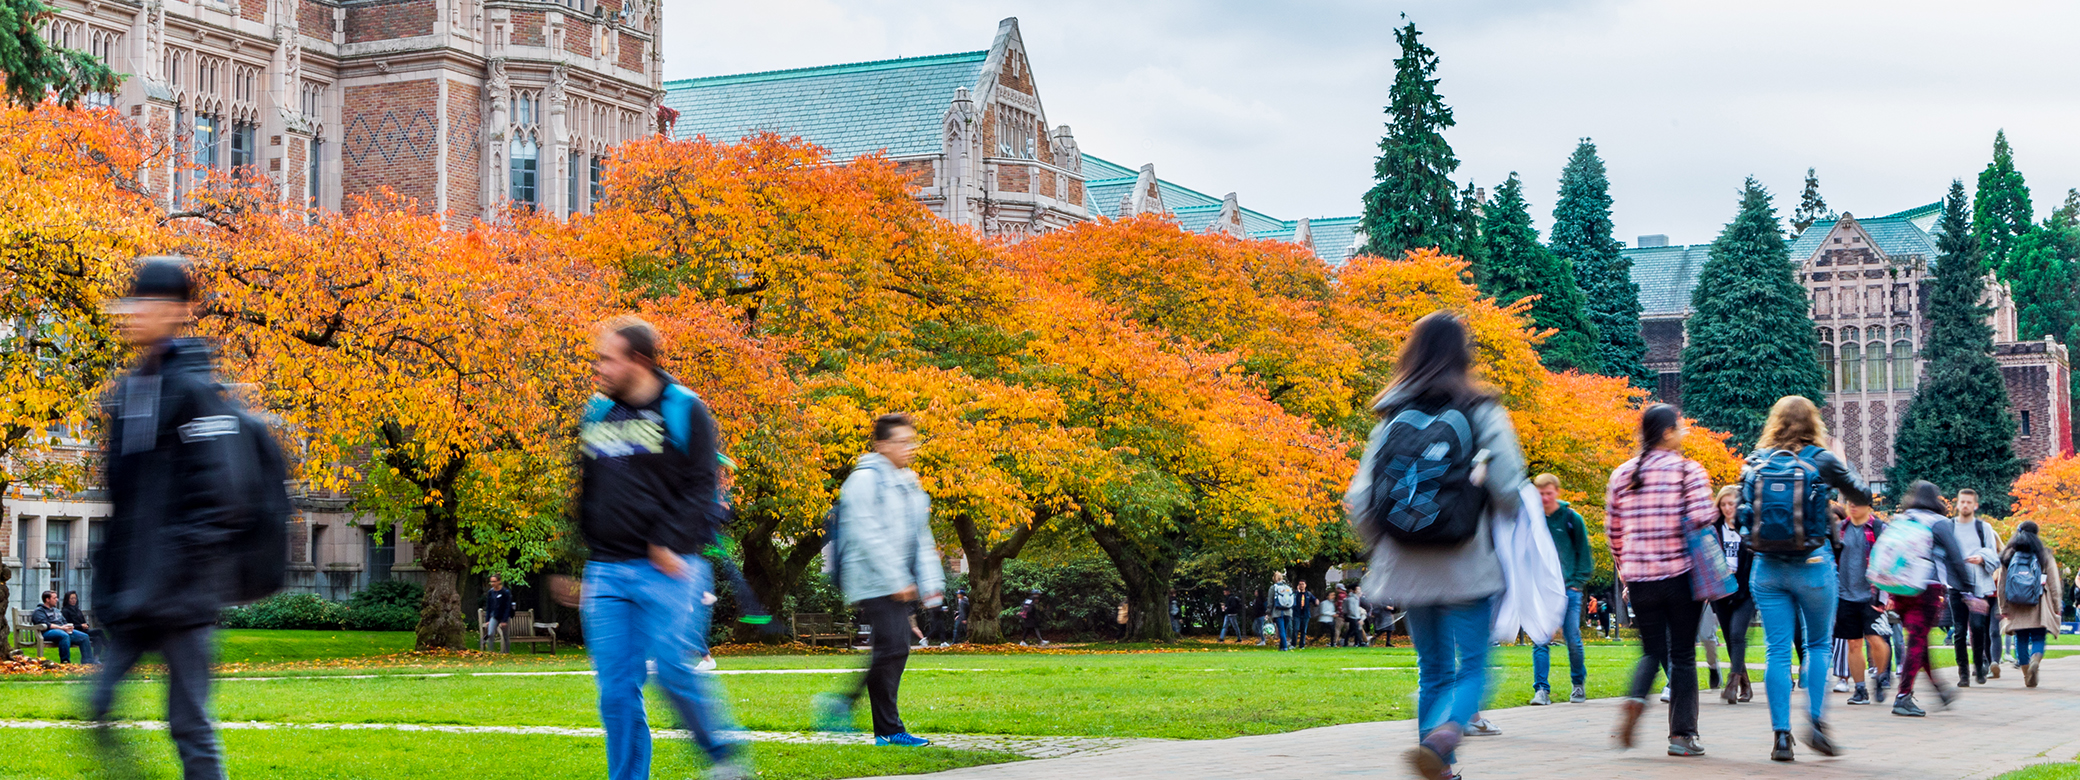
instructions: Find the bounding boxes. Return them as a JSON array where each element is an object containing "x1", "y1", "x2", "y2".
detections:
[
  {"x1": 1551, "y1": 138, "x2": 1650, "y2": 387},
  {"x1": 1360, "y1": 21, "x2": 1468, "y2": 261},
  {"x1": 1889, "y1": 181, "x2": 2023, "y2": 513},
  {"x1": 1481, "y1": 173, "x2": 1600, "y2": 373},
  {"x1": 1974, "y1": 130, "x2": 2034, "y2": 271},
  {"x1": 2003, "y1": 221, "x2": 2080, "y2": 352},
  {"x1": 2049, "y1": 188, "x2": 2080, "y2": 229},
  {"x1": 1456, "y1": 179, "x2": 1487, "y2": 283},
  {"x1": 0, "y1": 0, "x2": 120, "y2": 108},
  {"x1": 1790, "y1": 167, "x2": 1834, "y2": 237},
  {"x1": 1680, "y1": 178, "x2": 1827, "y2": 448}
]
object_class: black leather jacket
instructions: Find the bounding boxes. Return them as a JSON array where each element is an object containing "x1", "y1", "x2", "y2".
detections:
[{"x1": 1736, "y1": 444, "x2": 1872, "y2": 557}]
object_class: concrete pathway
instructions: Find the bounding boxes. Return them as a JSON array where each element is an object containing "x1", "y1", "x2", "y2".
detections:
[{"x1": 874, "y1": 655, "x2": 2080, "y2": 779}]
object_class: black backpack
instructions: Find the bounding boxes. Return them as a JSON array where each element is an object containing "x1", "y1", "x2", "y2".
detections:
[
  {"x1": 218, "y1": 406, "x2": 292, "y2": 604},
  {"x1": 1364, "y1": 398, "x2": 1485, "y2": 546}
]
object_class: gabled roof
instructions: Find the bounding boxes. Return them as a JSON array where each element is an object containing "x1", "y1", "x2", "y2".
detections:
[
  {"x1": 661, "y1": 51, "x2": 988, "y2": 159},
  {"x1": 1787, "y1": 215, "x2": 1940, "y2": 263},
  {"x1": 1624, "y1": 244, "x2": 1713, "y2": 316}
]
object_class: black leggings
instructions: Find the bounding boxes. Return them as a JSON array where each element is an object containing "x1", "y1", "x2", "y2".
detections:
[
  {"x1": 1628, "y1": 577, "x2": 1704, "y2": 737},
  {"x1": 1712, "y1": 593, "x2": 1754, "y2": 677}
]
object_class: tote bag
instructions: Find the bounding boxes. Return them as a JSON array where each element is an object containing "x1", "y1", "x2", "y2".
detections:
[{"x1": 1687, "y1": 519, "x2": 1738, "y2": 601}]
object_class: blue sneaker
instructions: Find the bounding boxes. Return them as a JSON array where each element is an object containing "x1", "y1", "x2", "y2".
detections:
[
  {"x1": 876, "y1": 732, "x2": 931, "y2": 747},
  {"x1": 812, "y1": 693, "x2": 855, "y2": 733}
]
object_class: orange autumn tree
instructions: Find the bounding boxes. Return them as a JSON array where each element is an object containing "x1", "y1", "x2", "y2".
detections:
[
  {"x1": 0, "y1": 105, "x2": 156, "y2": 508},
  {"x1": 2007, "y1": 454, "x2": 2080, "y2": 573},
  {"x1": 177, "y1": 192, "x2": 612, "y2": 650}
]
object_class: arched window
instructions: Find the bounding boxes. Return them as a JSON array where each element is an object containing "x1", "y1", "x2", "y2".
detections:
[
  {"x1": 1841, "y1": 326, "x2": 1859, "y2": 343},
  {"x1": 1866, "y1": 341, "x2": 1887, "y2": 391},
  {"x1": 1840, "y1": 342, "x2": 1861, "y2": 392},
  {"x1": 1820, "y1": 343, "x2": 1837, "y2": 391},
  {"x1": 1894, "y1": 340, "x2": 1915, "y2": 390},
  {"x1": 509, "y1": 137, "x2": 538, "y2": 205}
]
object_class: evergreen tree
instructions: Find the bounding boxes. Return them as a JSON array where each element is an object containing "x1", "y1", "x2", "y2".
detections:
[
  {"x1": 1974, "y1": 130, "x2": 2034, "y2": 272},
  {"x1": 1360, "y1": 21, "x2": 1468, "y2": 261},
  {"x1": 2049, "y1": 188, "x2": 2080, "y2": 229},
  {"x1": 1889, "y1": 181, "x2": 2023, "y2": 514},
  {"x1": 1456, "y1": 179, "x2": 1487, "y2": 283},
  {"x1": 1481, "y1": 173, "x2": 1600, "y2": 373},
  {"x1": 0, "y1": 0, "x2": 120, "y2": 108},
  {"x1": 2003, "y1": 221, "x2": 2080, "y2": 354},
  {"x1": 1551, "y1": 138, "x2": 1650, "y2": 387},
  {"x1": 1790, "y1": 167, "x2": 1835, "y2": 237},
  {"x1": 1679, "y1": 178, "x2": 1827, "y2": 448}
]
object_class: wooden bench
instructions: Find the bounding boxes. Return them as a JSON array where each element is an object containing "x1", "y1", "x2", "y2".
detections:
[
  {"x1": 8, "y1": 607, "x2": 48, "y2": 659},
  {"x1": 477, "y1": 608, "x2": 558, "y2": 654},
  {"x1": 792, "y1": 612, "x2": 850, "y2": 647}
]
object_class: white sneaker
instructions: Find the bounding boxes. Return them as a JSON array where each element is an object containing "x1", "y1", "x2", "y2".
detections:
[
  {"x1": 1659, "y1": 686, "x2": 1671, "y2": 703},
  {"x1": 1040, "y1": 640, "x2": 1050, "y2": 646},
  {"x1": 1019, "y1": 641, "x2": 1029, "y2": 646},
  {"x1": 695, "y1": 656, "x2": 718, "y2": 673}
]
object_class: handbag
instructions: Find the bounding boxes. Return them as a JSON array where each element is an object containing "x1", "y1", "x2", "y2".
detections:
[{"x1": 1685, "y1": 488, "x2": 1737, "y2": 601}]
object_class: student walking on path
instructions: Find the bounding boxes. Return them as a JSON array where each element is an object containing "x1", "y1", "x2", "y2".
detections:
[
  {"x1": 1736, "y1": 396, "x2": 1870, "y2": 761},
  {"x1": 817, "y1": 413, "x2": 946, "y2": 746},
  {"x1": 1604, "y1": 404, "x2": 1715, "y2": 758},
  {"x1": 1267, "y1": 573, "x2": 1296, "y2": 651},
  {"x1": 1218, "y1": 588, "x2": 1244, "y2": 642},
  {"x1": 1345, "y1": 313, "x2": 1527, "y2": 780},
  {"x1": 1948, "y1": 489, "x2": 2004, "y2": 686},
  {"x1": 1879, "y1": 481, "x2": 1979, "y2": 717},
  {"x1": 1996, "y1": 521, "x2": 2063, "y2": 688},
  {"x1": 1292, "y1": 581, "x2": 1319, "y2": 649},
  {"x1": 575, "y1": 317, "x2": 748, "y2": 780},
  {"x1": 1834, "y1": 502, "x2": 1894, "y2": 705},
  {"x1": 1529, "y1": 473, "x2": 1592, "y2": 706},
  {"x1": 1708, "y1": 485, "x2": 1756, "y2": 704}
]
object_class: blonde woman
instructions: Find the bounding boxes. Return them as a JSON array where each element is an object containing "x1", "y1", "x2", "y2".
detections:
[{"x1": 1710, "y1": 485, "x2": 1756, "y2": 703}]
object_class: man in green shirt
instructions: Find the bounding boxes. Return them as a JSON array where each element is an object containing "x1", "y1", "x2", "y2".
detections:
[{"x1": 1530, "y1": 473, "x2": 1593, "y2": 705}]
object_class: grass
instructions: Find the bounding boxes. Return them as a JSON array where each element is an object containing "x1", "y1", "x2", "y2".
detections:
[
  {"x1": 1995, "y1": 759, "x2": 2080, "y2": 780},
  {"x1": 0, "y1": 728, "x2": 1011, "y2": 780},
  {"x1": 212, "y1": 630, "x2": 418, "y2": 664}
]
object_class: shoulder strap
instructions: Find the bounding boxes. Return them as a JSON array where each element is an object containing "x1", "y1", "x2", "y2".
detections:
[
  {"x1": 580, "y1": 394, "x2": 614, "y2": 425},
  {"x1": 660, "y1": 384, "x2": 697, "y2": 454}
]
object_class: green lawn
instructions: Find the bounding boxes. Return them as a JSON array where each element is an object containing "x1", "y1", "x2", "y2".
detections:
[
  {"x1": 1996, "y1": 759, "x2": 2080, "y2": 780},
  {"x1": 213, "y1": 630, "x2": 418, "y2": 664},
  {"x1": 0, "y1": 728, "x2": 1010, "y2": 780}
]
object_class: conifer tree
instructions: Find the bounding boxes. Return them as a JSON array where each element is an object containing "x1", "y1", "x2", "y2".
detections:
[
  {"x1": 1791, "y1": 167, "x2": 1834, "y2": 237},
  {"x1": 1975, "y1": 130, "x2": 2034, "y2": 271},
  {"x1": 1482, "y1": 173, "x2": 1599, "y2": 373},
  {"x1": 1, "y1": 0, "x2": 120, "y2": 108},
  {"x1": 1680, "y1": 178, "x2": 1827, "y2": 447},
  {"x1": 1890, "y1": 181, "x2": 2023, "y2": 513},
  {"x1": 1360, "y1": 21, "x2": 1468, "y2": 261},
  {"x1": 1551, "y1": 139, "x2": 1650, "y2": 387}
]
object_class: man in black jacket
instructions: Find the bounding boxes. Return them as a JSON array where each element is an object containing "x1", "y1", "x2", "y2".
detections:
[
  {"x1": 481, "y1": 575, "x2": 516, "y2": 652},
  {"x1": 89, "y1": 259, "x2": 245, "y2": 780},
  {"x1": 1218, "y1": 588, "x2": 1244, "y2": 643}
]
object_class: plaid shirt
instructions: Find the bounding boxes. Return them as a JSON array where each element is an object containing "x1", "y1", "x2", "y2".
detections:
[{"x1": 1605, "y1": 449, "x2": 1716, "y2": 583}]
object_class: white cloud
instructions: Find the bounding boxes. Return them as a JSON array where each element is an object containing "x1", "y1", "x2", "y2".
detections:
[{"x1": 661, "y1": 0, "x2": 2080, "y2": 243}]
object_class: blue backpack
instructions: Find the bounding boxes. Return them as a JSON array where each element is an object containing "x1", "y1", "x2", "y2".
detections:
[
  {"x1": 1364, "y1": 399, "x2": 1485, "y2": 546},
  {"x1": 2006, "y1": 552, "x2": 2044, "y2": 607},
  {"x1": 1739, "y1": 446, "x2": 1835, "y2": 556},
  {"x1": 580, "y1": 384, "x2": 702, "y2": 454}
]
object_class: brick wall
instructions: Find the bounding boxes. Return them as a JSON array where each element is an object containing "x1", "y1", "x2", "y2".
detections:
[
  {"x1": 1064, "y1": 179, "x2": 1082, "y2": 207},
  {"x1": 617, "y1": 31, "x2": 642, "y2": 72},
  {"x1": 894, "y1": 159, "x2": 931, "y2": 190},
  {"x1": 238, "y1": 0, "x2": 266, "y2": 23},
  {"x1": 341, "y1": 79, "x2": 440, "y2": 206},
  {"x1": 2003, "y1": 363, "x2": 2054, "y2": 463},
  {"x1": 999, "y1": 162, "x2": 1029, "y2": 194},
  {"x1": 288, "y1": 520, "x2": 310, "y2": 564},
  {"x1": 997, "y1": 51, "x2": 1036, "y2": 93},
  {"x1": 446, "y1": 81, "x2": 482, "y2": 215},
  {"x1": 565, "y1": 18, "x2": 593, "y2": 57},
  {"x1": 345, "y1": 0, "x2": 435, "y2": 43},
  {"x1": 511, "y1": 10, "x2": 545, "y2": 46},
  {"x1": 287, "y1": 134, "x2": 307, "y2": 206},
  {"x1": 300, "y1": 0, "x2": 332, "y2": 37}
]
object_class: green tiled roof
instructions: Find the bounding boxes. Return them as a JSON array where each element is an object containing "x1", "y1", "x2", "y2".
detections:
[
  {"x1": 661, "y1": 51, "x2": 988, "y2": 159},
  {"x1": 1624, "y1": 244, "x2": 1713, "y2": 316},
  {"x1": 1880, "y1": 202, "x2": 1941, "y2": 221},
  {"x1": 1786, "y1": 215, "x2": 1940, "y2": 262}
]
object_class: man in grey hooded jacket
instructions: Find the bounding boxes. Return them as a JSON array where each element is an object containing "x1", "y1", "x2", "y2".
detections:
[{"x1": 817, "y1": 413, "x2": 944, "y2": 747}]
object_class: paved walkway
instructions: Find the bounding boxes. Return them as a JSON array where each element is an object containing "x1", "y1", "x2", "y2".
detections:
[{"x1": 875, "y1": 655, "x2": 2080, "y2": 779}]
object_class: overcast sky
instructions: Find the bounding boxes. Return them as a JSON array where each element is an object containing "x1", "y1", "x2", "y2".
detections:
[{"x1": 661, "y1": 0, "x2": 2080, "y2": 246}]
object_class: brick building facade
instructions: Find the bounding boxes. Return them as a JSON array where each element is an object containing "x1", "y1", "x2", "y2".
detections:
[
  {"x1": 8, "y1": 0, "x2": 662, "y2": 612},
  {"x1": 1627, "y1": 206, "x2": 2072, "y2": 492}
]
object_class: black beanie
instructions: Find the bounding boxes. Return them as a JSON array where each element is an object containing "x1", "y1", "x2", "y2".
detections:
[{"x1": 129, "y1": 257, "x2": 192, "y2": 301}]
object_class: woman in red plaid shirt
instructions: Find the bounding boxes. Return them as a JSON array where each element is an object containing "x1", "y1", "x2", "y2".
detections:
[{"x1": 1605, "y1": 403, "x2": 1716, "y2": 758}]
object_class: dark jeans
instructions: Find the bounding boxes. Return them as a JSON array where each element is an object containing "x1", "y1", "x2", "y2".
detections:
[
  {"x1": 1712, "y1": 593, "x2": 1754, "y2": 676},
  {"x1": 1626, "y1": 576, "x2": 1703, "y2": 737},
  {"x1": 91, "y1": 625, "x2": 223, "y2": 780},
  {"x1": 1947, "y1": 591, "x2": 1992, "y2": 673},
  {"x1": 848, "y1": 596, "x2": 913, "y2": 737}
]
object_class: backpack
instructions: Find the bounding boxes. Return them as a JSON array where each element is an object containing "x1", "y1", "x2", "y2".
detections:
[
  {"x1": 1364, "y1": 398, "x2": 1485, "y2": 546},
  {"x1": 819, "y1": 460, "x2": 888, "y2": 595},
  {"x1": 1274, "y1": 584, "x2": 1295, "y2": 609},
  {"x1": 1740, "y1": 446, "x2": 1835, "y2": 556},
  {"x1": 2006, "y1": 551, "x2": 2044, "y2": 607},
  {"x1": 219, "y1": 406, "x2": 292, "y2": 604},
  {"x1": 1868, "y1": 510, "x2": 1937, "y2": 596},
  {"x1": 582, "y1": 384, "x2": 724, "y2": 546}
]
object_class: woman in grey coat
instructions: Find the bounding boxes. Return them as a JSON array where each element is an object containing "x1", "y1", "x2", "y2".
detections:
[{"x1": 1346, "y1": 313, "x2": 1526, "y2": 780}]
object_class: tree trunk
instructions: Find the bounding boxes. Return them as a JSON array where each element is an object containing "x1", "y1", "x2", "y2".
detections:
[
  {"x1": 734, "y1": 510, "x2": 825, "y2": 643},
  {"x1": 1088, "y1": 520, "x2": 1181, "y2": 643},
  {"x1": 951, "y1": 515, "x2": 1039, "y2": 644},
  {"x1": 412, "y1": 460, "x2": 470, "y2": 651}
]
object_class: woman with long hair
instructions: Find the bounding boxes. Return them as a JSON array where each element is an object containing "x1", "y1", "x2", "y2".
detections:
[
  {"x1": 1606, "y1": 404, "x2": 1715, "y2": 757},
  {"x1": 1346, "y1": 312, "x2": 1526, "y2": 780},
  {"x1": 1711, "y1": 485, "x2": 1756, "y2": 703},
  {"x1": 1886, "y1": 481, "x2": 1977, "y2": 716},
  {"x1": 1997, "y1": 520, "x2": 2063, "y2": 688},
  {"x1": 1740, "y1": 396, "x2": 1870, "y2": 759}
]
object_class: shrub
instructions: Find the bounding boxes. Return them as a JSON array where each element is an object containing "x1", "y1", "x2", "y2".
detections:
[
  {"x1": 343, "y1": 603, "x2": 418, "y2": 631},
  {"x1": 1000, "y1": 556, "x2": 1125, "y2": 635},
  {"x1": 220, "y1": 592, "x2": 347, "y2": 630}
]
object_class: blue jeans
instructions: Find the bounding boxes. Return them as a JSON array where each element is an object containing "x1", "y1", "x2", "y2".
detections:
[
  {"x1": 43, "y1": 628, "x2": 95, "y2": 664},
  {"x1": 1751, "y1": 548, "x2": 1837, "y2": 732},
  {"x1": 1533, "y1": 589, "x2": 1586, "y2": 691},
  {"x1": 1218, "y1": 615, "x2": 1241, "y2": 641},
  {"x1": 1274, "y1": 615, "x2": 1294, "y2": 650},
  {"x1": 2015, "y1": 628, "x2": 2048, "y2": 660},
  {"x1": 584, "y1": 555, "x2": 741, "y2": 778},
  {"x1": 1406, "y1": 596, "x2": 1494, "y2": 765}
]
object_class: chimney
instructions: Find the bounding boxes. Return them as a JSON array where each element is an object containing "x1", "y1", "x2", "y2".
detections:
[{"x1": 1637, "y1": 234, "x2": 1671, "y2": 248}]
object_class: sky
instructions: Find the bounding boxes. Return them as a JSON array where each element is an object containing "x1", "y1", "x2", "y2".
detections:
[{"x1": 660, "y1": 0, "x2": 2080, "y2": 246}]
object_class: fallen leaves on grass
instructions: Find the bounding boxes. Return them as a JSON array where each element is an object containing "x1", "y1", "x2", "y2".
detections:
[{"x1": 0, "y1": 655, "x2": 89, "y2": 676}]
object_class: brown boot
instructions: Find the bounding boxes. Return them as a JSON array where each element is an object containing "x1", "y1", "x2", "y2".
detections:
[
  {"x1": 2026, "y1": 652, "x2": 2043, "y2": 688},
  {"x1": 1738, "y1": 672, "x2": 1754, "y2": 702},
  {"x1": 1721, "y1": 672, "x2": 1740, "y2": 704},
  {"x1": 1613, "y1": 697, "x2": 1646, "y2": 749}
]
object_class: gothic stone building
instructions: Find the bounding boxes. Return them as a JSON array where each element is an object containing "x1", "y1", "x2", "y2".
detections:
[
  {"x1": 7, "y1": 0, "x2": 664, "y2": 613},
  {"x1": 662, "y1": 17, "x2": 1365, "y2": 264},
  {"x1": 1629, "y1": 205, "x2": 2072, "y2": 492}
]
